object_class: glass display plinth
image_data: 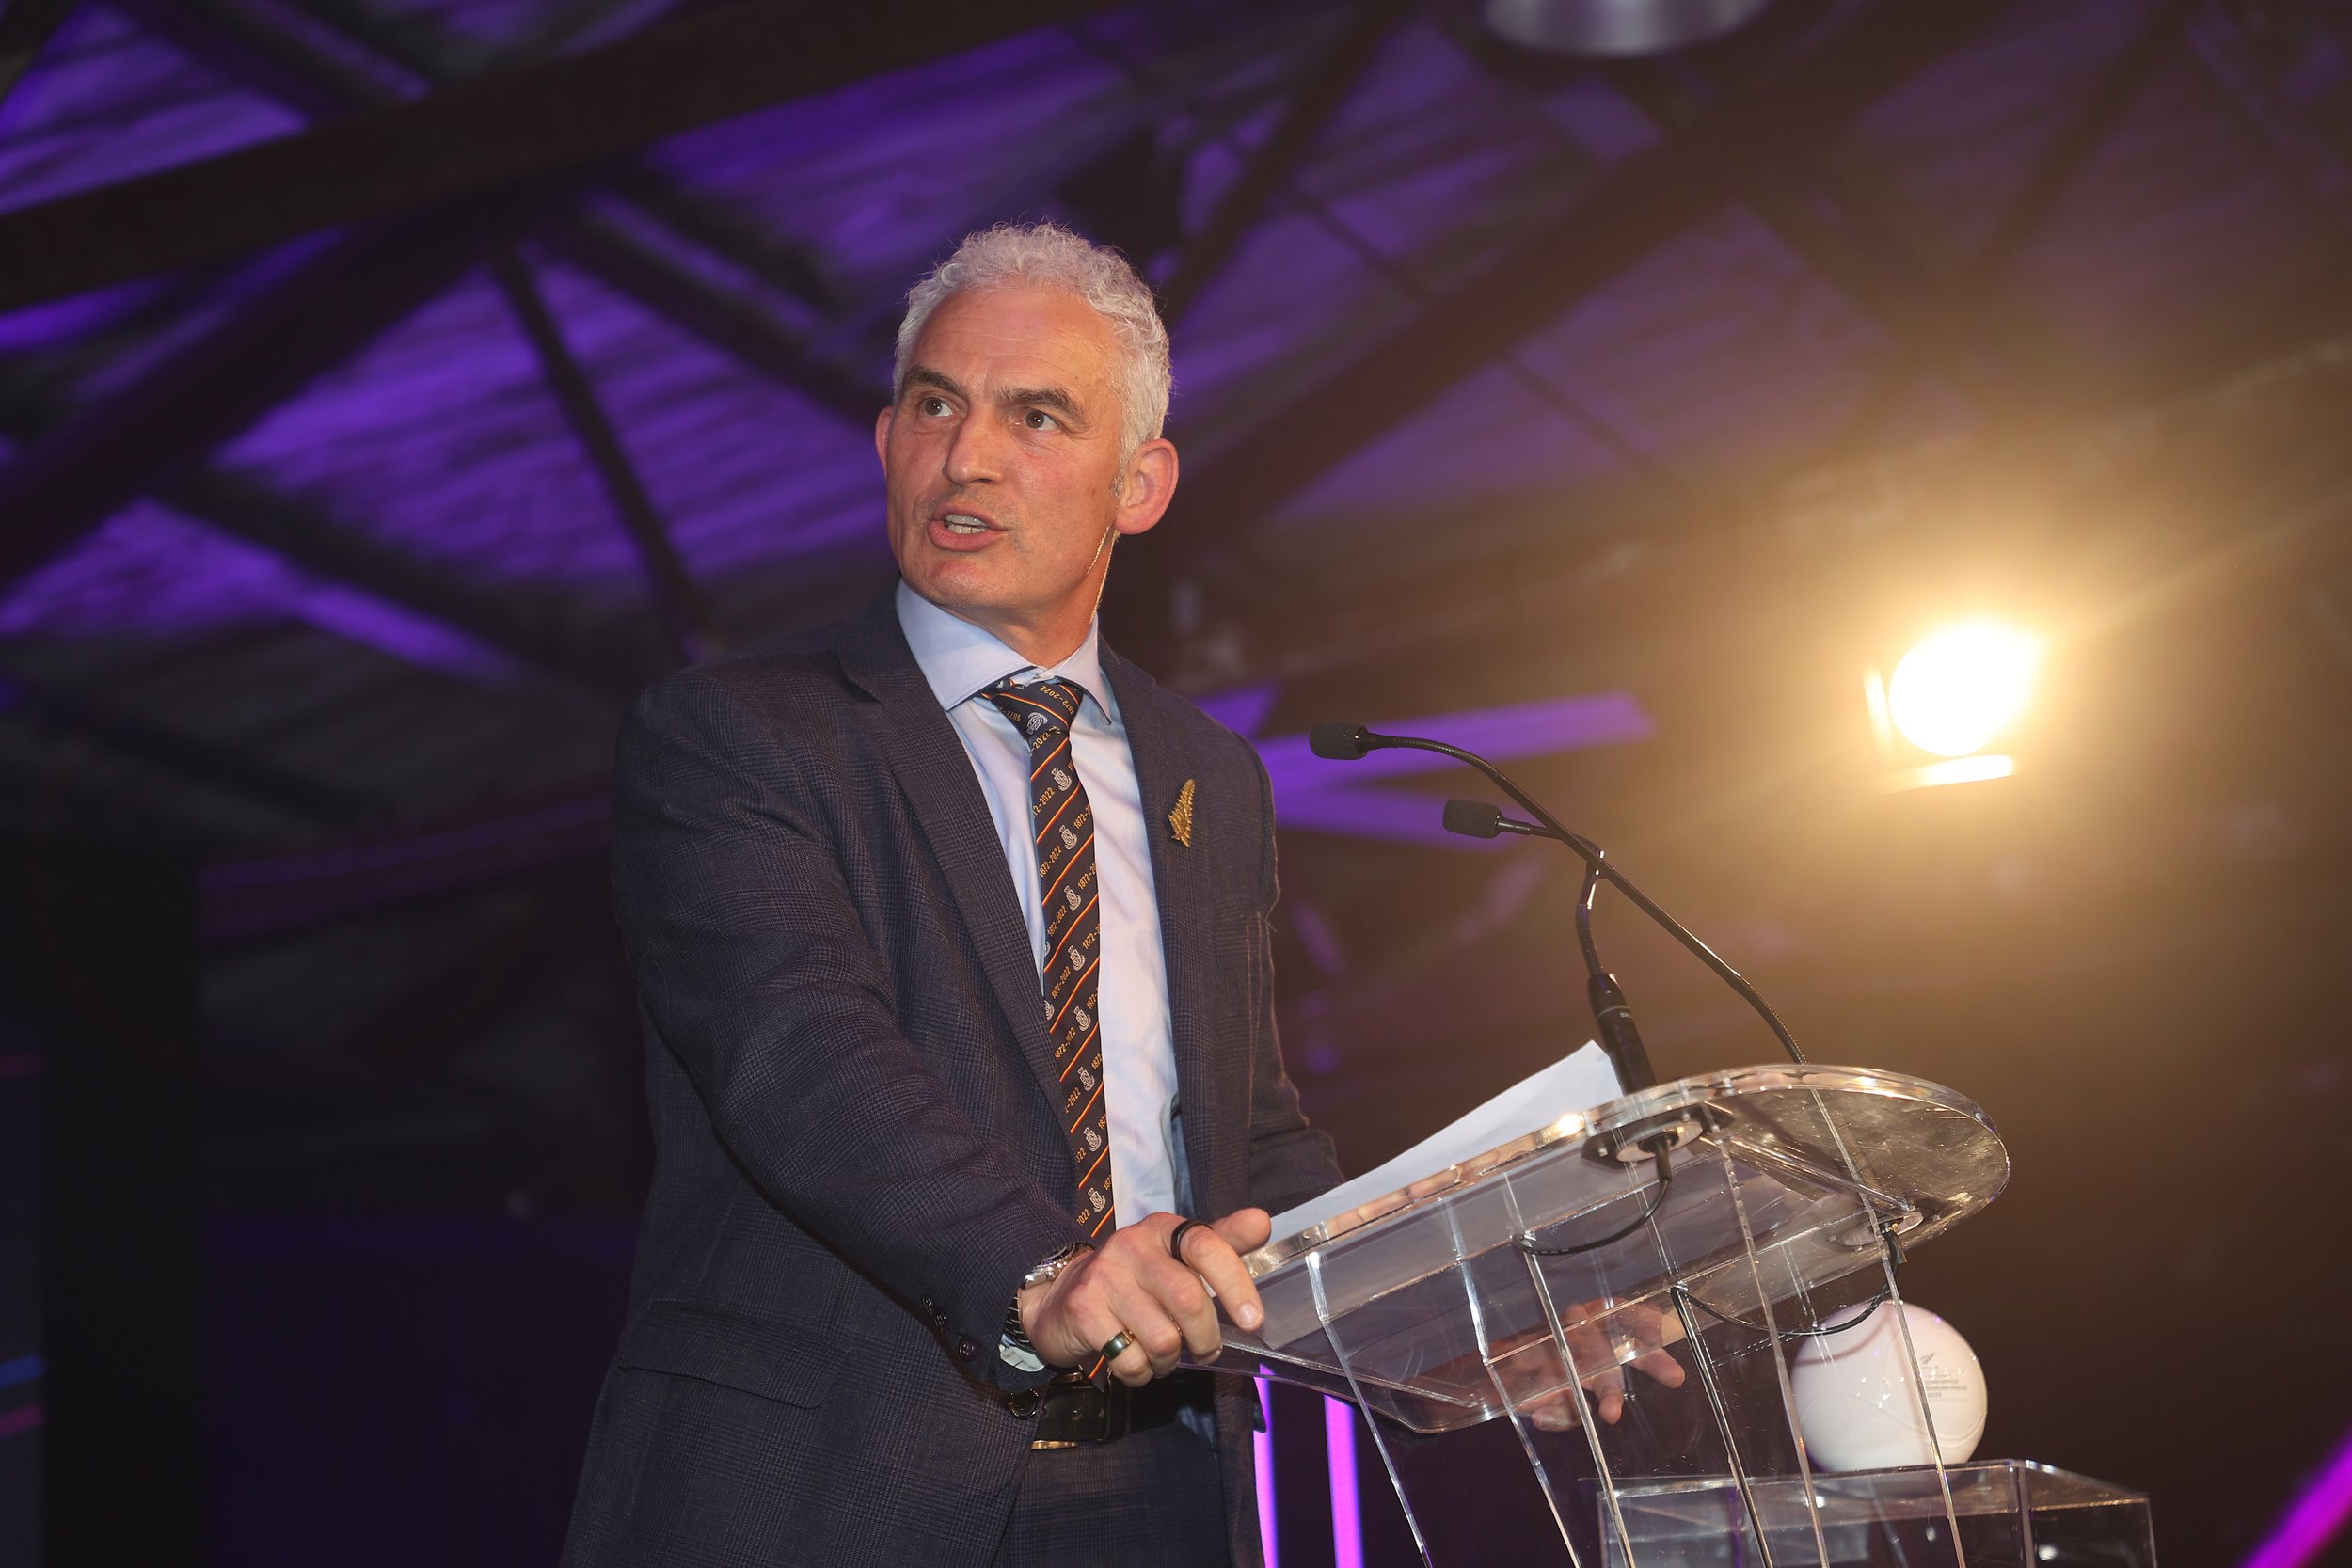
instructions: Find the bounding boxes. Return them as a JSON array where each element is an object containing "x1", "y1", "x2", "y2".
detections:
[{"x1": 1600, "y1": 1462, "x2": 2153, "y2": 1567}]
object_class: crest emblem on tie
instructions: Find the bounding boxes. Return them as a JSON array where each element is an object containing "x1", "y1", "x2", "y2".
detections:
[
  {"x1": 1084, "y1": 1127, "x2": 1102, "y2": 1152},
  {"x1": 1168, "y1": 778, "x2": 1197, "y2": 848},
  {"x1": 1073, "y1": 1004, "x2": 1091, "y2": 1033},
  {"x1": 1051, "y1": 766, "x2": 1072, "y2": 792},
  {"x1": 1078, "y1": 1066, "x2": 1096, "y2": 1091},
  {"x1": 1064, "y1": 885, "x2": 1081, "y2": 912},
  {"x1": 1059, "y1": 824, "x2": 1078, "y2": 850},
  {"x1": 1025, "y1": 711, "x2": 1049, "y2": 735},
  {"x1": 1089, "y1": 1188, "x2": 1108, "y2": 1213}
]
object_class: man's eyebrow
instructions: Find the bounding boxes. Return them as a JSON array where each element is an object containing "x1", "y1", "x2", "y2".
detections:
[
  {"x1": 998, "y1": 385, "x2": 1086, "y2": 423},
  {"x1": 901, "y1": 369, "x2": 1089, "y2": 426},
  {"x1": 902, "y1": 366, "x2": 967, "y2": 402}
]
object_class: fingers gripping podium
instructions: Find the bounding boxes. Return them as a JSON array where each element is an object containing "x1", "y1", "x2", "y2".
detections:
[{"x1": 1192, "y1": 1065, "x2": 2156, "y2": 1568}]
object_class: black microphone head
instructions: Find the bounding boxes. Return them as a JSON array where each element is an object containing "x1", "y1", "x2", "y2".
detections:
[
  {"x1": 1309, "y1": 721, "x2": 1373, "y2": 761},
  {"x1": 1441, "y1": 798, "x2": 1503, "y2": 839}
]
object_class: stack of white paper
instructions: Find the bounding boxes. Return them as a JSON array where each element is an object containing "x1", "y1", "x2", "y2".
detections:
[{"x1": 1267, "y1": 1041, "x2": 1624, "y2": 1245}]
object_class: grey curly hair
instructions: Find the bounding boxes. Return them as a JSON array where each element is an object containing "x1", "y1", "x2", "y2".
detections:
[{"x1": 893, "y1": 221, "x2": 1172, "y2": 467}]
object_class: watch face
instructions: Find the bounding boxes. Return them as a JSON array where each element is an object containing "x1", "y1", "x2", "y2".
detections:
[{"x1": 1025, "y1": 1243, "x2": 1089, "y2": 1288}]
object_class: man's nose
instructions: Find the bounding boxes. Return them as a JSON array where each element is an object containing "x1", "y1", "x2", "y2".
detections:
[{"x1": 943, "y1": 411, "x2": 1004, "y2": 484}]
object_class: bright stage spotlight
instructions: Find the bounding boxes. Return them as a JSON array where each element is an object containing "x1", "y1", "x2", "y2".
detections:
[
  {"x1": 1863, "y1": 620, "x2": 2041, "y2": 792},
  {"x1": 1885, "y1": 622, "x2": 2040, "y2": 758}
]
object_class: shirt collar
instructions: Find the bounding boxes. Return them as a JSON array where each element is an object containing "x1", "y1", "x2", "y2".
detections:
[{"x1": 895, "y1": 579, "x2": 1118, "y2": 723}]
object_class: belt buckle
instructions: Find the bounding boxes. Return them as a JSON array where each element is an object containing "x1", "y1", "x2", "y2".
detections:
[{"x1": 1027, "y1": 1374, "x2": 1131, "y2": 1449}]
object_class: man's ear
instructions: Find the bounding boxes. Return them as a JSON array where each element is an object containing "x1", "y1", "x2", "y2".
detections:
[
  {"x1": 873, "y1": 406, "x2": 894, "y2": 470},
  {"x1": 1113, "y1": 438, "x2": 1179, "y2": 539}
]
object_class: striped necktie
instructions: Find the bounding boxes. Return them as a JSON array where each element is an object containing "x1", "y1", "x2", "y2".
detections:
[{"x1": 983, "y1": 677, "x2": 1116, "y2": 1242}]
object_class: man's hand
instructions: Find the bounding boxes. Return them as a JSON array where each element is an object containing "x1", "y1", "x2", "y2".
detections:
[
  {"x1": 1019, "y1": 1209, "x2": 1274, "y2": 1386},
  {"x1": 1524, "y1": 1298, "x2": 1686, "y2": 1430},
  {"x1": 1425, "y1": 1296, "x2": 1686, "y2": 1432}
]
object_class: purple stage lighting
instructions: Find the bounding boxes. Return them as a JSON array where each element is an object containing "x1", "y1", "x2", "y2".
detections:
[
  {"x1": 2242, "y1": 1420, "x2": 2352, "y2": 1568},
  {"x1": 1327, "y1": 1397, "x2": 1364, "y2": 1568},
  {"x1": 1247, "y1": 692, "x2": 1654, "y2": 848},
  {"x1": 1255, "y1": 1381, "x2": 1279, "y2": 1568},
  {"x1": 1195, "y1": 682, "x2": 1282, "y2": 740},
  {"x1": 1275, "y1": 784, "x2": 1512, "y2": 849},
  {"x1": 1254, "y1": 692, "x2": 1653, "y2": 789}
]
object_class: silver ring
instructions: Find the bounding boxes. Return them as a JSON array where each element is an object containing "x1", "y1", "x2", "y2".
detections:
[{"x1": 1099, "y1": 1329, "x2": 1136, "y2": 1361}]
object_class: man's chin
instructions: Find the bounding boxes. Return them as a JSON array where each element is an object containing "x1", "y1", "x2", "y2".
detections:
[{"x1": 903, "y1": 562, "x2": 999, "y2": 609}]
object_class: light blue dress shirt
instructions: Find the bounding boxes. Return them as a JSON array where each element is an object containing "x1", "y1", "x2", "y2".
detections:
[{"x1": 896, "y1": 582, "x2": 1183, "y2": 1226}]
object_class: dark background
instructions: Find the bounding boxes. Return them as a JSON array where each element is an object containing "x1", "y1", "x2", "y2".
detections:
[{"x1": 3, "y1": 1, "x2": 2350, "y2": 1563}]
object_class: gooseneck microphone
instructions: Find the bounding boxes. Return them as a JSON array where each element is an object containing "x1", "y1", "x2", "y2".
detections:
[
  {"x1": 1309, "y1": 721, "x2": 1806, "y2": 1091},
  {"x1": 1306, "y1": 722, "x2": 1381, "y2": 761},
  {"x1": 1440, "y1": 799, "x2": 1536, "y2": 839}
]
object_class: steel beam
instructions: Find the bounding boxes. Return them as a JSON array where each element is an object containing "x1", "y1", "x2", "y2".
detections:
[
  {"x1": 117, "y1": 1, "x2": 847, "y2": 320},
  {"x1": 0, "y1": 0, "x2": 1122, "y2": 314},
  {"x1": 0, "y1": 178, "x2": 580, "y2": 591},
  {"x1": 535, "y1": 216, "x2": 879, "y2": 422},
  {"x1": 1600, "y1": 60, "x2": 2015, "y2": 411},
  {"x1": 105, "y1": 0, "x2": 880, "y2": 422},
  {"x1": 1112, "y1": 0, "x2": 2031, "y2": 638},
  {"x1": 106, "y1": 0, "x2": 386, "y2": 119},
  {"x1": 201, "y1": 790, "x2": 615, "y2": 942},
  {"x1": 0, "y1": 0, "x2": 77, "y2": 110},
  {"x1": 0, "y1": 666, "x2": 371, "y2": 830},
  {"x1": 1156, "y1": 0, "x2": 1414, "y2": 327},
  {"x1": 1235, "y1": 318, "x2": 2352, "y2": 684},
  {"x1": 166, "y1": 467, "x2": 657, "y2": 696},
  {"x1": 491, "y1": 246, "x2": 720, "y2": 666},
  {"x1": 1809, "y1": 0, "x2": 2201, "y2": 461},
  {"x1": 337, "y1": 892, "x2": 602, "y2": 1068},
  {"x1": 592, "y1": 163, "x2": 839, "y2": 315},
  {"x1": 3, "y1": 0, "x2": 1084, "y2": 601},
  {"x1": 2184, "y1": 3, "x2": 2352, "y2": 235},
  {"x1": 1956, "y1": 0, "x2": 2201, "y2": 312},
  {"x1": 0, "y1": 374, "x2": 656, "y2": 696}
]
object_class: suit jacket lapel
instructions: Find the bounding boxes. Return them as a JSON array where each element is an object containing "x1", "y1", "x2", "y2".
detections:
[
  {"x1": 833, "y1": 591, "x2": 1066, "y2": 1100},
  {"x1": 1102, "y1": 643, "x2": 1227, "y2": 1212}
]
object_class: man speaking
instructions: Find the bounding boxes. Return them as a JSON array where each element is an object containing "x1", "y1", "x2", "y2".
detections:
[{"x1": 562, "y1": 222, "x2": 1342, "y2": 1567}]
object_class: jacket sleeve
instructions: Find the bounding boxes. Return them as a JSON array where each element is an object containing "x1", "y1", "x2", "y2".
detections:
[
  {"x1": 1240, "y1": 739, "x2": 1345, "y2": 1217},
  {"x1": 609, "y1": 668, "x2": 1085, "y2": 1390}
]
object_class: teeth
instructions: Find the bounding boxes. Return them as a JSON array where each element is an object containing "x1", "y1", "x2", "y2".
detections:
[{"x1": 944, "y1": 515, "x2": 986, "y2": 534}]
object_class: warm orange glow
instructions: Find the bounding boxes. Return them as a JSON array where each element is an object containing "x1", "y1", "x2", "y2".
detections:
[
  {"x1": 1886, "y1": 623, "x2": 2040, "y2": 757},
  {"x1": 1882, "y1": 753, "x2": 2017, "y2": 792}
]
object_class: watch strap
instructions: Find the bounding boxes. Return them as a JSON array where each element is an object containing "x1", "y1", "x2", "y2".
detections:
[{"x1": 1001, "y1": 1241, "x2": 1093, "y2": 1370}]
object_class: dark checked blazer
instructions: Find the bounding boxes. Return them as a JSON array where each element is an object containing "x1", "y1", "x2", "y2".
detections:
[{"x1": 562, "y1": 583, "x2": 1341, "y2": 1568}]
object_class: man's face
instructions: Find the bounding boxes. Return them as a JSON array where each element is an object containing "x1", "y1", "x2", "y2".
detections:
[{"x1": 876, "y1": 286, "x2": 1174, "y2": 662}]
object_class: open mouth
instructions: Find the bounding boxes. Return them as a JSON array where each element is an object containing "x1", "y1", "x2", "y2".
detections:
[{"x1": 943, "y1": 513, "x2": 988, "y2": 535}]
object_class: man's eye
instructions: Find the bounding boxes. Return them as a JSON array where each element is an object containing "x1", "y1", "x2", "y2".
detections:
[{"x1": 1023, "y1": 408, "x2": 1060, "y2": 431}]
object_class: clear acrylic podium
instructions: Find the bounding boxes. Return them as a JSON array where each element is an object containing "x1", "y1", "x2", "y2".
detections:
[{"x1": 1208, "y1": 1065, "x2": 2155, "y2": 1567}]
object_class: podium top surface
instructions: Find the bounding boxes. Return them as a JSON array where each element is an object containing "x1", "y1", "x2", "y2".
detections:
[
  {"x1": 1247, "y1": 1064, "x2": 2005, "y2": 1278},
  {"x1": 1232, "y1": 1065, "x2": 2008, "y2": 1374}
]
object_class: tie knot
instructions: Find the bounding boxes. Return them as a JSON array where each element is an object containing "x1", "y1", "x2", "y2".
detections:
[{"x1": 985, "y1": 677, "x2": 1082, "y2": 737}]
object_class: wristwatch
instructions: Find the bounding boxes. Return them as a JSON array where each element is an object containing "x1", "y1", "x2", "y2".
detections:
[{"x1": 1000, "y1": 1242, "x2": 1093, "y2": 1370}]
